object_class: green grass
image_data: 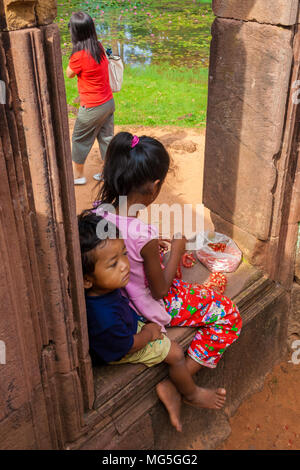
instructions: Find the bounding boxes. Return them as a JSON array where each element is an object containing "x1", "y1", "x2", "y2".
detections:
[{"x1": 62, "y1": 56, "x2": 208, "y2": 127}]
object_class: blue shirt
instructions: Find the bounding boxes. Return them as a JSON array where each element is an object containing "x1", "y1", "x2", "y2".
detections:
[{"x1": 85, "y1": 289, "x2": 139, "y2": 364}]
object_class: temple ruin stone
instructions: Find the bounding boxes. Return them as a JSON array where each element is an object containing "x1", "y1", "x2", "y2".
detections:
[
  {"x1": 213, "y1": 0, "x2": 299, "y2": 26},
  {"x1": 2, "y1": 0, "x2": 57, "y2": 30}
]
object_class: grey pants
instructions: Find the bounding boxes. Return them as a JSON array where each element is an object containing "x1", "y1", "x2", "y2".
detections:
[{"x1": 72, "y1": 98, "x2": 115, "y2": 164}]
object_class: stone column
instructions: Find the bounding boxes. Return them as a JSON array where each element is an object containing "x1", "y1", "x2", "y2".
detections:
[
  {"x1": 203, "y1": 0, "x2": 300, "y2": 285},
  {"x1": 0, "y1": 0, "x2": 94, "y2": 449},
  {"x1": 264, "y1": 9, "x2": 300, "y2": 288}
]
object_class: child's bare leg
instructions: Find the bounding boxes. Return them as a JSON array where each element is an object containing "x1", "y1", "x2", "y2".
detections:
[
  {"x1": 167, "y1": 344, "x2": 226, "y2": 408},
  {"x1": 156, "y1": 341, "x2": 199, "y2": 432},
  {"x1": 184, "y1": 355, "x2": 226, "y2": 409},
  {"x1": 156, "y1": 342, "x2": 184, "y2": 432},
  {"x1": 156, "y1": 379, "x2": 182, "y2": 432},
  {"x1": 157, "y1": 342, "x2": 226, "y2": 429},
  {"x1": 186, "y1": 355, "x2": 202, "y2": 376}
]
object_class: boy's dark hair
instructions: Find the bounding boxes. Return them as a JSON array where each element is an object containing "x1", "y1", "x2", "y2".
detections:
[
  {"x1": 69, "y1": 11, "x2": 105, "y2": 64},
  {"x1": 78, "y1": 210, "x2": 120, "y2": 276},
  {"x1": 96, "y1": 132, "x2": 170, "y2": 207}
]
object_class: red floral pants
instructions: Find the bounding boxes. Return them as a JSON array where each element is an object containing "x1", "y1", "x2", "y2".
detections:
[{"x1": 163, "y1": 278, "x2": 242, "y2": 368}]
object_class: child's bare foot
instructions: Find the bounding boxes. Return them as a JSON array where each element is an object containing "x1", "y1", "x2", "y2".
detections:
[
  {"x1": 183, "y1": 387, "x2": 226, "y2": 410},
  {"x1": 156, "y1": 380, "x2": 182, "y2": 432}
]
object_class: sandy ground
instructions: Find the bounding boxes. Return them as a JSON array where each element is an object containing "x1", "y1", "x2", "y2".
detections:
[
  {"x1": 218, "y1": 358, "x2": 300, "y2": 450},
  {"x1": 70, "y1": 119, "x2": 300, "y2": 450}
]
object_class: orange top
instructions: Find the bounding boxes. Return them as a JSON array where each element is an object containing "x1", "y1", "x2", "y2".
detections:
[{"x1": 69, "y1": 46, "x2": 113, "y2": 108}]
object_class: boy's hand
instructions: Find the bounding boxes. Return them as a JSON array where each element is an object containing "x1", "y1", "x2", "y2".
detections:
[{"x1": 142, "y1": 322, "x2": 164, "y2": 342}]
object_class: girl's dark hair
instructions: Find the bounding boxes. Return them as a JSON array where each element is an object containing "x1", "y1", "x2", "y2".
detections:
[
  {"x1": 97, "y1": 132, "x2": 170, "y2": 207},
  {"x1": 78, "y1": 210, "x2": 120, "y2": 276},
  {"x1": 69, "y1": 11, "x2": 104, "y2": 64}
]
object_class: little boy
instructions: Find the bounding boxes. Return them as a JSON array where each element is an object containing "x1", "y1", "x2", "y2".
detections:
[
  {"x1": 78, "y1": 210, "x2": 171, "y2": 367},
  {"x1": 78, "y1": 211, "x2": 226, "y2": 432}
]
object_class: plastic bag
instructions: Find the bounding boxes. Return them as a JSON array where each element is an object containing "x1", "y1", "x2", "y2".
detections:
[{"x1": 196, "y1": 231, "x2": 242, "y2": 273}]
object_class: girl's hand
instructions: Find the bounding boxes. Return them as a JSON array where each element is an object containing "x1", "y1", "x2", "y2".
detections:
[
  {"x1": 141, "y1": 237, "x2": 186, "y2": 299},
  {"x1": 158, "y1": 238, "x2": 171, "y2": 251},
  {"x1": 171, "y1": 235, "x2": 187, "y2": 255}
]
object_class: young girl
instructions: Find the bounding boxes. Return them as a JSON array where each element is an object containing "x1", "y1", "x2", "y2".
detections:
[
  {"x1": 78, "y1": 211, "x2": 226, "y2": 433},
  {"x1": 94, "y1": 132, "x2": 242, "y2": 431},
  {"x1": 66, "y1": 11, "x2": 115, "y2": 184}
]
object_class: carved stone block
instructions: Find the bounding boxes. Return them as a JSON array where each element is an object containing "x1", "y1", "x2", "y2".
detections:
[
  {"x1": 213, "y1": 0, "x2": 299, "y2": 26},
  {"x1": 2, "y1": 0, "x2": 57, "y2": 30}
]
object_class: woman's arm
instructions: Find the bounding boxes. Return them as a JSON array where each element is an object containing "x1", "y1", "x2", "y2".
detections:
[
  {"x1": 66, "y1": 65, "x2": 76, "y2": 78},
  {"x1": 141, "y1": 237, "x2": 186, "y2": 299}
]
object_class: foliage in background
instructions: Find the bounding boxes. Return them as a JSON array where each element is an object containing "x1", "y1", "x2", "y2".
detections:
[{"x1": 57, "y1": 0, "x2": 213, "y2": 127}]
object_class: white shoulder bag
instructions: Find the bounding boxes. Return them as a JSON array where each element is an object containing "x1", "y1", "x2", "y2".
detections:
[{"x1": 107, "y1": 54, "x2": 124, "y2": 93}]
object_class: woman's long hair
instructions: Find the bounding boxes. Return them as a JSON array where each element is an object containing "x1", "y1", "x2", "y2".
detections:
[
  {"x1": 69, "y1": 11, "x2": 104, "y2": 64},
  {"x1": 96, "y1": 132, "x2": 171, "y2": 208}
]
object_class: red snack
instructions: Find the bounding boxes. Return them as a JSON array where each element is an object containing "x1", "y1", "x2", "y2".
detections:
[
  {"x1": 176, "y1": 264, "x2": 182, "y2": 279},
  {"x1": 160, "y1": 249, "x2": 197, "y2": 280},
  {"x1": 208, "y1": 242, "x2": 226, "y2": 252},
  {"x1": 182, "y1": 253, "x2": 197, "y2": 268},
  {"x1": 203, "y1": 272, "x2": 227, "y2": 294}
]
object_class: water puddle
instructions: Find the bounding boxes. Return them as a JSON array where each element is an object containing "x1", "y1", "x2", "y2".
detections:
[{"x1": 56, "y1": 0, "x2": 213, "y2": 68}]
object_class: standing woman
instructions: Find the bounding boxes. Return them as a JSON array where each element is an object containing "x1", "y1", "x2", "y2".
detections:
[{"x1": 66, "y1": 11, "x2": 114, "y2": 184}]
